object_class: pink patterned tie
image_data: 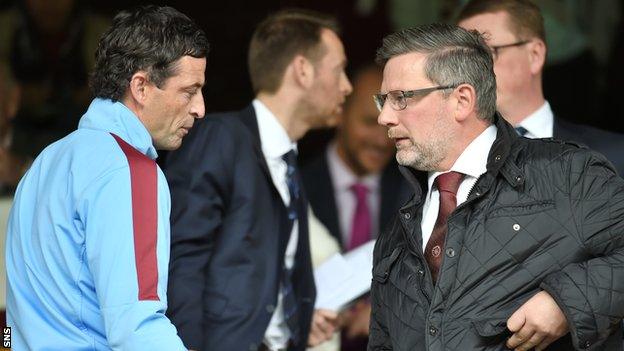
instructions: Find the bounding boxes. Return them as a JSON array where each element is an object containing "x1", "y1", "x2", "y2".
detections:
[{"x1": 348, "y1": 183, "x2": 371, "y2": 250}]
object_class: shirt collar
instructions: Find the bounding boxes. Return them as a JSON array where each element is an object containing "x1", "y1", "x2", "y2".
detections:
[
  {"x1": 253, "y1": 99, "x2": 296, "y2": 159},
  {"x1": 78, "y1": 98, "x2": 158, "y2": 159},
  {"x1": 427, "y1": 124, "x2": 498, "y2": 191},
  {"x1": 516, "y1": 101, "x2": 553, "y2": 138},
  {"x1": 327, "y1": 141, "x2": 380, "y2": 191}
]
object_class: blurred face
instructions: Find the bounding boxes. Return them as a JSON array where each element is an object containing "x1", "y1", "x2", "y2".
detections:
[
  {"x1": 143, "y1": 56, "x2": 206, "y2": 150},
  {"x1": 377, "y1": 53, "x2": 455, "y2": 172},
  {"x1": 458, "y1": 11, "x2": 534, "y2": 118},
  {"x1": 306, "y1": 29, "x2": 353, "y2": 129},
  {"x1": 336, "y1": 68, "x2": 394, "y2": 176}
]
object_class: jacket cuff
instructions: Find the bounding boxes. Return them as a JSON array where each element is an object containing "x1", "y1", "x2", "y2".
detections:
[{"x1": 541, "y1": 273, "x2": 599, "y2": 351}]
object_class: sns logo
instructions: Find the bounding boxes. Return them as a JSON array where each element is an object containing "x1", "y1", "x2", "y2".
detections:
[{"x1": 3, "y1": 327, "x2": 10, "y2": 348}]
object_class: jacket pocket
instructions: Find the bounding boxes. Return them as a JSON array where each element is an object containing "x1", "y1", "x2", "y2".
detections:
[
  {"x1": 487, "y1": 200, "x2": 555, "y2": 219},
  {"x1": 373, "y1": 246, "x2": 403, "y2": 284},
  {"x1": 471, "y1": 318, "x2": 512, "y2": 347}
]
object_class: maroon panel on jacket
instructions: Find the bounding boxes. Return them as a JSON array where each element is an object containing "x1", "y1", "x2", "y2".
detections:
[{"x1": 111, "y1": 133, "x2": 159, "y2": 301}]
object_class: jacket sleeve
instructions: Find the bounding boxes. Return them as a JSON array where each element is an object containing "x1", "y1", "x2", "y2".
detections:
[
  {"x1": 368, "y1": 241, "x2": 394, "y2": 350},
  {"x1": 540, "y1": 150, "x2": 624, "y2": 351},
  {"x1": 368, "y1": 283, "x2": 393, "y2": 350},
  {"x1": 163, "y1": 119, "x2": 234, "y2": 350},
  {"x1": 81, "y1": 166, "x2": 186, "y2": 350}
]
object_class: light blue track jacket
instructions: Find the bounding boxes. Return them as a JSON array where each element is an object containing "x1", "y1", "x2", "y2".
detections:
[{"x1": 6, "y1": 98, "x2": 186, "y2": 350}]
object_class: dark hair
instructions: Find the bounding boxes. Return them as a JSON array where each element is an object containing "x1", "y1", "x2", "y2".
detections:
[
  {"x1": 248, "y1": 8, "x2": 339, "y2": 94},
  {"x1": 456, "y1": 0, "x2": 545, "y2": 43},
  {"x1": 90, "y1": 5, "x2": 209, "y2": 101},
  {"x1": 376, "y1": 23, "x2": 497, "y2": 122}
]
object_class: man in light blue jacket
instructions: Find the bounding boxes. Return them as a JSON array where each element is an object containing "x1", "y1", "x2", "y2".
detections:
[{"x1": 5, "y1": 5, "x2": 208, "y2": 350}]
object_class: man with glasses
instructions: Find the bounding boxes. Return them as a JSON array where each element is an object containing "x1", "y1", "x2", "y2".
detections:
[
  {"x1": 456, "y1": 0, "x2": 624, "y2": 177},
  {"x1": 368, "y1": 23, "x2": 624, "y2": 351}
]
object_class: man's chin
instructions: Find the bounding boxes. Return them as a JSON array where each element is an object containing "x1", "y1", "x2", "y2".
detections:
[
  {"x1": 396, "y1": 151, "x2": 431, "y2": 171},
  {"x1": 155, "y1": 138, "x2": 183, "y2": 151}
]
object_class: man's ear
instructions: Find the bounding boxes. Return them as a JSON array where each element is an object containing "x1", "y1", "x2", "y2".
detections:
[
  {"x1": 453, "y1": 83, "x2": 477, "y2": 122},
  {"x1": 127, "y1": 71, "x2": 151, "y2": 105},
  {"x1": 527, "y1": 39, "x2": 546, "y2": 75},
  {"x1": 291, "y1": 54, "x2": 315, "y2": 89}
]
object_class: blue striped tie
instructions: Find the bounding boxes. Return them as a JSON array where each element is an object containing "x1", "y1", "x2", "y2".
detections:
[{"x1": 281, "y1": 150, "x2": 301, "y2": 344}]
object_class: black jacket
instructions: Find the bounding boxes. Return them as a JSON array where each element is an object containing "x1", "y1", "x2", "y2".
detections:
[
  {"x1": 165, "y1": 105, "x2": 315, "y2": 351},
  {"x1": 369, "y1": 115, "x2": 624, "y2": 351}
]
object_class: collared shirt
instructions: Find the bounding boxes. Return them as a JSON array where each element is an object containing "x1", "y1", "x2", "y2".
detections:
[
  {"x1": 421, "y1": 124, "x2": 498, "y2": 250},
  {"x1": 253, "y1": 99, "x2": 299, "y2": 349},
  {"x1": 516, "y1": 101, "x2": 554, "y2": 139},
  {"x1": 326, "y1": 142, "x2": 382, "y2": 247},
  {"x1": 6, "y1": 98, "x2": 185, "y2": 350}
]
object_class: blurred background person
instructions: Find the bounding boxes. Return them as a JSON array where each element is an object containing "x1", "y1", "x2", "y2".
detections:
[
  {"x1": 0, "y1": 0, "x2": 109, "y2": 191},
  {"x1": 302, "y1": 64, "x2": 409, "y2": 252},
  {"x1": 301, "y1": 63, "x2": 411, "y2": 351},
  {"x1": 536, "y1": 0, "x2": 621, "y2": 129},
  {"x1": 457, "y1": 0, "x2": 624, "y2": 176},
  {"x1": 165, "y1": 9, "x2": 352, "y2": 351}
]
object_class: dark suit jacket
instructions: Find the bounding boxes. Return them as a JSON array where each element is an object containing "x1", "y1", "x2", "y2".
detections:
[
  {"x1": 164, "y1": 105, "x2": 315, "y2": 351},
  {"x1": 301, "y1": 150, "x2": 412, "y2": 249},
  {"x1": 554, "y1": 117, "x2": 624, "y2": 176}
]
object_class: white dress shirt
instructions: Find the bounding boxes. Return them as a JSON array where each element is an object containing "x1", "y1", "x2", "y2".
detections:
[
  {"x1": 326, "y1": 142, "x2": 382, "y2": 247},
  {"x1": 516, "y1": 101, "x2": 554, "y2": 139},
  {"x1": 421, "y1": 125, "x2": 498, "y2": 251},
  {"x1": 253, "y1": 99, "x2": 299, "y2": 349}
]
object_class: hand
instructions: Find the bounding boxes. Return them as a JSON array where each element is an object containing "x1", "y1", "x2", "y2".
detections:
[
  {"x1": 307, "y1": 309, "x2": 339, "y2": 347},
  {"x1": 344, "y1": 299, "x2": 371, "y2": 338},
  {"x1": 506, "y1": 291, "x2": 569, "y2": 351}
]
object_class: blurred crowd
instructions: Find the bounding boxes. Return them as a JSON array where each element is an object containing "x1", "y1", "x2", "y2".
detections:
[{"x1": 0, "y1": 1, "x2": 623, "y2": 192}]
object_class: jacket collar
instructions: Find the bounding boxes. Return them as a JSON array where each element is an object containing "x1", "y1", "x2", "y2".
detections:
[
  {"x1": 78, "y1": 98, "x2": 158, "y2": 159},
  {"x1": 399, "y1": 113, "x2": 526, "y2": 201}
]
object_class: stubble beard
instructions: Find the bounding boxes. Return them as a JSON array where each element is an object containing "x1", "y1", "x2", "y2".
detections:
[
  {"x1": 395, "y1": 108, "x2": 450, "y2": 172},
  {"x1": 396, "y1": 137, "x2": 447, "y2": 172}
]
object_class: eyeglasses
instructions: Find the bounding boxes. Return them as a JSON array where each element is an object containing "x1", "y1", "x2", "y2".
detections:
[
  {"x1": 489, "y1": 40, "x2": 529, "y2": 60},
  {"x1": 373, "y1": 85, "x2": 456, "y2": 112}
]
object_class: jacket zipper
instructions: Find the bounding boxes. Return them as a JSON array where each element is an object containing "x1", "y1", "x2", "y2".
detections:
[{"x1": 453, "y1": 174, "x2": 485, "y2": 215}]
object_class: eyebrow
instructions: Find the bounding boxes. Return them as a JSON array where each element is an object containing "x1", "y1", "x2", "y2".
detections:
[{"x1": 182, "y1": 82, "x2": 204, "y2": 91}]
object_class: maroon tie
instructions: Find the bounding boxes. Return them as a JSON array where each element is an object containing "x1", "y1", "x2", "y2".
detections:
[
  {"x1": 348, "y1": 183, "x2": 371, "y2": 250},
  {"x1": 425, "y1": 171, "x2": 464, "y2": 283}
]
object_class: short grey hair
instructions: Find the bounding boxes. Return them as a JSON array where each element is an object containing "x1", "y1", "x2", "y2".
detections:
[{"x1": 376, "y1": 23, "x2": 496, "y2": 122}]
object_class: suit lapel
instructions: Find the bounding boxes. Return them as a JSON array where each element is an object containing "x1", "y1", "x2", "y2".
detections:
[
  {"x1": 237, "y1": 105, "x2": 273, "y2": 180},
  {"x1": 237, "y1": 104, "x2": 292, "y2": 257}
]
